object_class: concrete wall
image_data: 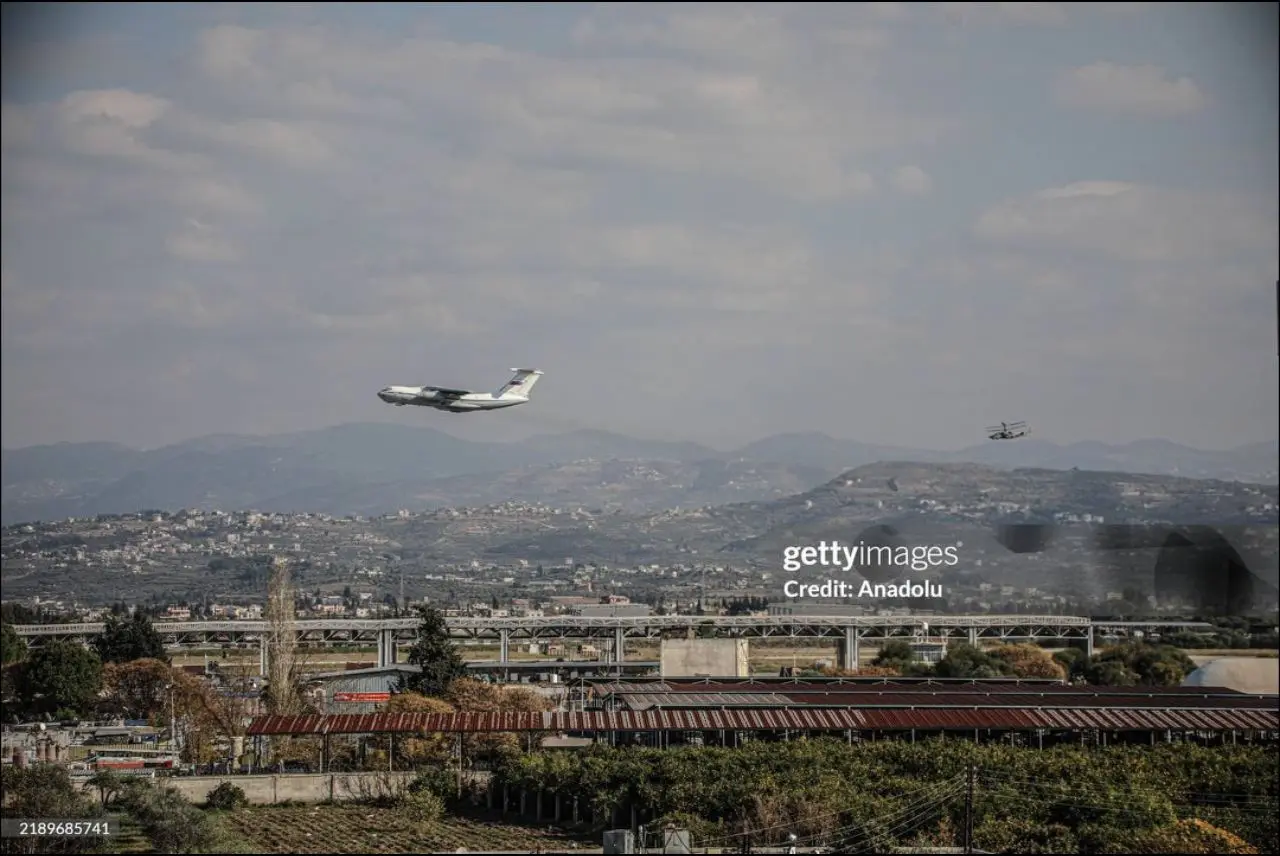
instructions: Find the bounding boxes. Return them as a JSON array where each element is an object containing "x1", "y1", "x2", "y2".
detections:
[
  {"x1": 660, "y1": 638, "x2": 750, "y2": 677},
  {"x1": 149, "y1": 770, "x2": 494, "y2": 805},
  {"x1": 158, "y1": 772, "x2": 416, "y2": 805}
]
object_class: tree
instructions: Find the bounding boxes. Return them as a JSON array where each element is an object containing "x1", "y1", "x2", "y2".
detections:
[
  {"x1": 264, "y1": 557, "x2": 302, "y2": 715},
  {"x1": 987, "y1": 644, "x2": 1067, "y2": 680},
  {"x1": 1086, "y1": 659, "x2": 1139, "y2": 686},
  {"x1": 15, "y1": 641, "x2": 103, "y2": 717},
  {"x1": 86, "y1": 769, "x2": 126, "y2": 808},
  {"x1": 934, "y1": 643, "x2": 1012, "y2": 679},
  {"x1": 872, "y1": 640, "x2": 916, "y2": 668},
  {"x1": 443, "y1": 677, "x2": 555, "y2": 759},
  {"x1": 399, "y1": 606, "x2": 467, "y2": 697},
  {"x1": 1053, "y1": 647, "x2": 1089, "y2": 682},
  {"x1": 1, "y1": 622, "x2": 26, "y2": 665},
  {"x1": 383, "y1": 691, "x2": 457, "y2": 766},
  {"x1": 1087, "y1": 642, "x2": 1196, "y2": 687},
  {"x1": 1115, "y1": 819, "x2": 1259, "y2": 854},
  {"x1": 92, "y1": 612, "x2": 168, "y2": 664},
  {"x1": 0, "y1": 765, "x2": 104, "y2": 853},
  {"x1": 99, "y1": 658, "x2": 186, "y2": 721}
]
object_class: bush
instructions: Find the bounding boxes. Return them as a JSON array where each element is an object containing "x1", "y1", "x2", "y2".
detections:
[
  {"x1": 1102, "y1": 819, "x2": 1260, "y2": 854},
  {"x1": 397, "y1": 787, "x2": 445, "y2": 830},
  {"x1": 119, "y1": 780, "x2": 221, "y2": 854},
  {"x1": 206, "y1": 782, "x2": 249, "y2": 811},
  {"x1": 407, "y1": 768, "x2": 454, "y2": 799},
  {"x1": 0, "y1": 765, "x2": 103, "y2": 854}
]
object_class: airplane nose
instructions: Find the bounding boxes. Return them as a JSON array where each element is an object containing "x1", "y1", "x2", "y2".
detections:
[{"x1": 377, "y1": 389, "x2": 392, "y2": 402}]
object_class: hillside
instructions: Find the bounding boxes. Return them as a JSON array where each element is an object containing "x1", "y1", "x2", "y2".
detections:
[
  {"x1": 2, "y1": 423, "x2": 1276, "y2": 524},
  {"x1": 488, "y1": 462, "x2": 1279, "y2": 562},
  {"x1": 2, "y1": 462, "x2": 1276, "y2": 607}
]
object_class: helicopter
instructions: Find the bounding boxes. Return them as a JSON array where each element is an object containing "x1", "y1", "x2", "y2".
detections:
[{"x1": 986, "y1": 420, "x2": 1029, "y2": 441}]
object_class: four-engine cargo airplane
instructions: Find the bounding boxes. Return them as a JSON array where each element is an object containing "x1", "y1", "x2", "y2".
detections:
[{"x1": 377, "y1": 368, "x2": 543, "y2": 413}]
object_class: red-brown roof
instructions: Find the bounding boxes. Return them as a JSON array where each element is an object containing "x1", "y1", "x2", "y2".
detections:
[
  {"x1": 607, "y1": 680, "x2": 1253, "y2": 697},
  {"x1": 247, "y1": 707, "x2": 1279, "y2": 736},
  {"x1": 609, "y1": 690, "x2": 1277, "y2": 711}
]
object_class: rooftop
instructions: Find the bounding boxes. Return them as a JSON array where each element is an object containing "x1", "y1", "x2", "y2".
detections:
[{"x1": 248, "y1": 706, "x2": 1279, "y2": 736}]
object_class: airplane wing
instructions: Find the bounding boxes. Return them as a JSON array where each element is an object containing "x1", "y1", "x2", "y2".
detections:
[{"x1": 422, "y1": 386, "x2": 472, "y2": 398}]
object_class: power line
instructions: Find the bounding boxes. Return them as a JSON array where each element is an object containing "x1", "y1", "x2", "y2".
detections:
[{"x1": 696, "y1": 776, "x2": 966, "y2": 852}]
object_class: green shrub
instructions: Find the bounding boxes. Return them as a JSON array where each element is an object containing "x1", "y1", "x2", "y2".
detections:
[
  {"x1": 397, "y1": 787, "x2": 445, "y2": 830},
  {"x1": 119, "y1": 780, "x2": 220, "y2": 854},
  {"x1": 206, "y1": 782, "x2": 249, "y2": 812},
  {"x1": 407, "y1": 767, "x2": 453, "y2": 798}
]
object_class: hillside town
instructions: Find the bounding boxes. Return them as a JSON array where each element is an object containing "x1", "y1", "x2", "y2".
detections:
[{"x1": 4, "y1": 500, "x2": 1253, "y2": 620}]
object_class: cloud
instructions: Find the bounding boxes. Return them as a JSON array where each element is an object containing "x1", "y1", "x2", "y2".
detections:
[
  {"x1": 974, "y1": 181, "x2": 1278, "y2": 263},
  {"x1": 891, "y1": 165, "x2": 933, "y2": 195},
  {"x1": 165, "y1": 219, "x2": 240, "y2": 263},
  {"x1": 1055, "y1": 62, "x2": 1207, "y2": 118},
  {"x1": 1, "y1": 4, "x2": 1276, "y2": 452}
]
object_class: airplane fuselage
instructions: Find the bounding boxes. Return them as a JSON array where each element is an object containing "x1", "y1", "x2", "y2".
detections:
[{"x1": 377, "y1": 386, "x2": 527, "y2": 413}]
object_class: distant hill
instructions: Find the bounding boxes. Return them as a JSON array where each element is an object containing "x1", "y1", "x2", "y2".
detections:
[
  {"x1": 480, "y1": 462, "x2": 1279, "y2": 609},
  {"x1": 2, "y1": 423, "x2": 1276, "y2": 524},
  {"x1": 3, "y1": 461, "x2": 1275, "y2": 607}
]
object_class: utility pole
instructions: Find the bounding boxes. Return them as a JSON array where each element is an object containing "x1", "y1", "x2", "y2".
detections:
[
  {"x1": 455, "y1": 734, "x2": 463, "y2": 800},
  {"x1": 963, "y1": 765, "x2": 976, "y2": 855}
]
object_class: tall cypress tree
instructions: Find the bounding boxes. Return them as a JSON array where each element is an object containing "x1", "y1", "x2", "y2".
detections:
[
  {"x1": 93, "y1": 612, "x2": 168, "y2": 664},
  {"x1": 398, "y1": 606, "x2": 466, "y2": 696}
]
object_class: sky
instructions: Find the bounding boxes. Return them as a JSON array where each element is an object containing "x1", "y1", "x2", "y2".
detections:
[{"x1": 1, "y1": 2, "x2": 1277, "y2": 453}]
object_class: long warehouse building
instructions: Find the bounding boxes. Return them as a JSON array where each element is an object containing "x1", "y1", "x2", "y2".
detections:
[{"x1": 249, "y1": 679, "x2": 1280, "y2": 750}]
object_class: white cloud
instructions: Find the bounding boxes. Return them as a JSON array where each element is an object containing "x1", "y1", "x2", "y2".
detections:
[
  {"x1": 59, "y1": 89, "x2": 170, "y2": 128},
  {"x1": 165, "y1": 220, "x2": 240, "y2": 263},
  {"x1": 1055, "y1": 62, "x2": 1207, "y2": 118},
  {"x1": 891, "y1": 165, "x2": 932, "y2": 195},
  {"x1": 974, "y1": 181, "x2": 1278, "y2": 262},
  {"x1": 184, "y1": 15, "x2": 942, "y2": 203}
]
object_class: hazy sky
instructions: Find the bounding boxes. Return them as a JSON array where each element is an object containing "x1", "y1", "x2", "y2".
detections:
[{"x1": 2, "y1": 2, "x2": 1277, "y2": 452}]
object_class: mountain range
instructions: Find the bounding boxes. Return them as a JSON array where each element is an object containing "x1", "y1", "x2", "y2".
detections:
[{"x1": 2, "y1": 423, "x2": 1276, "y2": 524}]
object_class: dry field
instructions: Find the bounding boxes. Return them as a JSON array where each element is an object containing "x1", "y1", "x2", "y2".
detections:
[{"x1": 223, "y1": 805, "x2": 596, "y2": 854}]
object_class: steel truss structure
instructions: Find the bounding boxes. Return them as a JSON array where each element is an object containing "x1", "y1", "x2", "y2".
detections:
[{"x1": 12, "y1": 615, "x2": 1210, "y2": 670}]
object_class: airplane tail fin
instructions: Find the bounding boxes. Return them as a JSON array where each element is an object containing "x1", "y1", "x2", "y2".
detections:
[{"x1": 496, "y1": 368, "x2": 543, "y2": 399}]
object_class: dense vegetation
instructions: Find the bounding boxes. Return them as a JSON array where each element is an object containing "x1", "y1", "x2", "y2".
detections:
[
  {"x1": 0, "y1": 766, "x2": 105, "y2": 854},
  {"x1": 810, "y1": 638, "x2": 1205, "y2": 686},
  {"x1": 492, "y1": 740, "x2": 1279, "y2": 853}
]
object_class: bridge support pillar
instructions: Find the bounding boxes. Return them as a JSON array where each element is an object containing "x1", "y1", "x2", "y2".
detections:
[
  {"x1": 837, "y1": 629, "x2": 858, "y2": 672},
  {"x1": 1086, "y1": 625, "x2": 1095, "y2": 659},
  {"x1": 377, "y1": 629, "x2": 397, "y2": 668},
  {"x1": 499, "y1": 629, "x2": 510, "y2": 664},
  {"x1": 613, "y1": 627, "x2": 625, "y2": 674},
  {"x1": 258, "y1": 640, "x2": 268, "y2": 677},
  {"x1": 967, "y1": 627, "x2": 979, "y2": 647}
]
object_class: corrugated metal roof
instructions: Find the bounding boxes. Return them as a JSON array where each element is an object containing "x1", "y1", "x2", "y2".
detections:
[
  {"x1": 319, "y1": 673, "x2": 405, "y2": 695},
  {"x1": 309, "y1": 665, "x2": 420, "y2": 681},
  {"x1": 615, "y1": 693, "x2": 796, "y2": 710},
  {"x1": 605, "y1": 689, "x2": 1277, "y2": 711},
  {"x1": 622, "y1": 680, "x2": 1257, "y2": 698},
  {"x1": 856, "y1": 708, "x2": 1280, "y2": 732},
  {"x1": 247, "y1": 707, "x2": 1279, "y2": 736}
]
